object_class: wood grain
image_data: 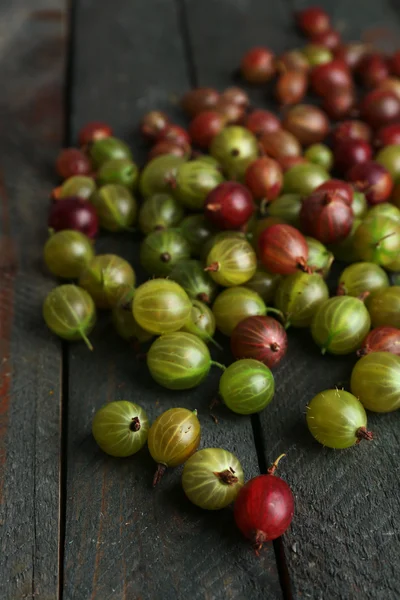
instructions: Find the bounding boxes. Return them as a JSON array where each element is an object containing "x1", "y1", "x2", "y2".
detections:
[
  {"x1": 63, "y1": 1, "x2": 280, "y2": 599},
  {"x1": 0, "y1": 1, "x2": 66, "y2": 598}
]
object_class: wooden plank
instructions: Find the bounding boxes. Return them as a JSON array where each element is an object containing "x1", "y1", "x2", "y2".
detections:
[
  {"x1": 63, "y1": 2, "x2": 280, "y2": 599},
  {"x1": 0, "y1": 1, "x2": 66, "y2": 599}
]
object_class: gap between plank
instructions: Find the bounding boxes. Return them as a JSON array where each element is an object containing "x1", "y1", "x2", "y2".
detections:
[
  {"x1": 175, "y1": 0, "x2": 197, "y2": 88},
  {"x1": 59, "y1": 0, "x2": 77, "y2": 597}
]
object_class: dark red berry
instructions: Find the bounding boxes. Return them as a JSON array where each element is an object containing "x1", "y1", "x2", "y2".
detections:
[
  {"x1": 204, "y1": 182, "x2": 255, "y2": 230},
  {"x1": 189, "y1": 111, "x2": 225, "y2": 149},
  {"x1": 48, "y1": 196, "x2": 99, "y2": 238},
  {"x1": 231, "y1": 316, "x2": 288, "y2": 368},
  {"x1": 300, "y1": 190, "x2": 354, "y2": 244},
  {"x1": 346, "y1": 161, "x2": 394, "y2": 205},
  {"x1": 78, "y1": 121, "x2": 113, "y2": 146},
  {"x1": 55, "y1": 148, "x2": 92, "y2": 179},
  {"x1": 241, "y1": 47, "x2": 276, "y2": 84},
  {"x1": 245, "y1": 157, "x2": 283, "y2": 203},
  {"x1": 258, "y1": 224, "x2": 309, "y2": 275}
]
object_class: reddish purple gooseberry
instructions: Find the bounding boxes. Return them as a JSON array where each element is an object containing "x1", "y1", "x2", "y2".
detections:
[
  {"x1": 260, "y1": 129, "x2": 302, "y2": 160},
  {"x1": 231, "y1": 316, "x2": 288, "y2": 368},
  {"x1": 347, "y1": 161, "x2": 394, "y2": 205},
  {"x1": 334, "y1": 43, "x2": 370, "y2": 71},
  {"x1": 148, "y1": 140, "x2": 190, "y2": 160},
  {"x1": 310, "y1": 60, "x2": 353, "y2": 97},
  {"x1": 240, "y1": 47, "x2": 276, "y2": 84},
  {"x1": 357, "y1": 54, "x2": 389, "y2": 89},
  {"x1": 258, "y1": 224, "x2": 309, "y2": 275},
  {"x1": 245, "y1": 110, "x2": 281, "y2": 137},
  {"x1": 275, "y1": 72, "x2": 308, "y2": 106},
  {"x1": 332, "y1": 120, "x2": 372, "y2": 147},
  {"x1": 214, "y1": 98, "x2": 245, "y2": 124},
  {"x1": 374, "y1": 124, "x2": 400, "y2": 148},
  {"x1": 244, "y1": 157, "x2": 283, "y2": 203},
  {"x1": 181, "y1": 87, "x2": 220, "y2": 117},
  {"x1": 140, "y1": 111, "x2": 170, "y2": 140},
  {"x1": 315, "y1": 179, "x2": 353, "y2": 206},
  {"x1": 334, "y1": 139, "x2": 372, "y2": 175},
  {"x1": 300, "y1": 190, "x2": 354, "y2": 244},
  {"x1": 310, "y1": 29, "x2": 341, "y2": 50},
  {"x1": 157, "y1": 124, "x2": 191, "y2": 147},
  {"x1": 322, "y1": 89, "x2": 356, "y2": 120},
  {"x1": 282, "y1": 104, "x2": 330, "y2": 146},
  {"x1": 360, "y1": 89, "x2": 400, "y2": 129},
  {"x1": 48, "y1": 196, "x2": 99, "y2": 239},
  {"x1": 204, "y1": 182, "x2": 255, "y2": 230},
  {"x1": 189, "y1": 111, "x2": 225, "y2": 149},
  {"x1": 221, "y1": 87, "x2": 250, "y2": 108},
  {"x1": 56, "y1": 148, "x2": 92, "y2": 179},
  {"x1": 78, "y1": 121, "x2": 113, "y2": 146},
  {"x1": 389, "y1": 51, "x2": 400, "y2": 77},
  {"x1": 296, "y1": 6, "x2": 331, "y2": 36},
  {"x1": 358, "y1": 326, "x2": 400, "y2": 357}
]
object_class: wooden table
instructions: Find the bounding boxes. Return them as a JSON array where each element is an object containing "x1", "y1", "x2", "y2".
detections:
[{"x1": 1, "y1": 1, "x2": 400, "y2": 598}]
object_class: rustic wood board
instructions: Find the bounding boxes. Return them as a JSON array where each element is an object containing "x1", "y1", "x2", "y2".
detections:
[
  {"x1": 0, "y1": 1, "x2": 66, "y2": 599},
  {"x1": 63, "y1": 1, "x2": 280, "y2": 599}
]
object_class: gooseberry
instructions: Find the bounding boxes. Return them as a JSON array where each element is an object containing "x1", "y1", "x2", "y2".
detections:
[
  {"x1": 140, "y1": 155, "x2": 187, "y2": 198},
  {"x1": 240, "y1": 47, "x2": 275, "y2": 83},
  {"x1": 244, "y1": 267, "x2": 282, "y2": 304},
  {"x1": 205, "y1": 237, "x2": 257, "y2": 287},
  {"x1": 173, "y1": 160, "x2": 224, "y2": 210},
  {"x1": 140, "y1": 229, "x2": 191, "y2": 276},
  {"x1": 305, "y1": 237, "x2": 334, "y2": 278},
  {"x1": 204, "y1": 182, "x2": 254, "y2": 229},
  {"x1": 140, "y1": 111, "x2": 169, "y2": 139},
  {"x1": 79, "y1": 254, "x2": 135, "y2": 309},
  {"x1": 282, "y1": 163, "x2": 329, "y2": 196},
  {"x1": 44, "y1": 230, "x2": 94, "y2": 279},
  {"x1": 276, "y1": 49, "x2": 310, "y2": 73},
  {"x1": 90, "y1": 184, "x2": 137, "y2": 232},
  {"x1": 212, "y1": 287, "x2": 266, "y2": 336},
  {"x1": 56, "y1": 148, "x2": 92, "y2": 179},
  {"x1": 268, "y1": 193, "x2": 302, "y2": 228},
  {"x1": 353, "y1": 215, "x2": 400, "y2": 266},
  {"x1": 157, "y1": 124, "x2": 190, "y2": 147},
  {"x1": 282, "y1": 104, "x2": 330, "y2": 146},
  {"x1": 337, "y1": 262, "x2": 389, "y2": 297},
  {"x1": 170, "y1": 259, "x2": 218, "y2": 304},
  {"x1": 149, "y1": 140, "x2": 190, "y2": 161},
  {"x1": 351, "y1": 352, "x2": 400, "y2": 412},
  {"x1": 332, "y1": 120, "x2": 372, "y2": 146},
  {"x1": 374, "y1": 124, "x2": 400, "y2": 148},
  {"x1": 360, "y1": 89, "x2": 400, "y2": 129},
  {"x1": 138, "y1": 193, "x2": 184, "y2": 235},
  {"x1": 258, "y1": 224, "x2": 309, "y2": 275},
  {"x1": 376, "y1": 144, "x2": 400, "y2": 181},
  {"x1": 231, "y1": 316, "x2": 288, "y2": 368},
  {"x1": 48, "y1": 196, "x2": 99, "y2": 238},
  {"x1": 78, "y1": 121, "x2": 113, "y2": 146},
  {"x1": 245, "y1": 110, "x2": 281, "y2": 137},
  {"x1": 347, "y1": 161, "x2": 393, "y2": 205},
  {"x1": 358, "y1": 326, "x2": 400, "y2": 357},
  {"x1": 132, "y1": 279, "x2": 191, "y2": 335},
  {"x1": 304, "y1": 144, "x2": 333, "y2": 171},
  {"x1": 219, "y1": 359, "x2": 275, "y2": 414},
  {"x1": 260, "y1": 129, "x2": 301, "y2": 160},
  {"x1": 357, "y1": 53, "x2": 389, "y2": 89},
  {"x1": 244, "y1": 158, "x2": 283, "y2": 203},
  {"x1": 315, "y1": 179, "x2": 353, "y2": 206},
  {"x1": 181, "y1": 299, "x2": 217, "y2": 346},
  {"x1": 302, "y1": 44, "x2": 333, "y2": 66},
  {"x1": 96, "y1": 159, "x2": 139, "y2": 190},
  {"x1": 179, "y1": 214, "x2": 217, "y2": 256},
  {"x1": 300, "y1": 190, "x2": 354, "y2": 244},
  {"x1": 296, "y1": 6, "x2": 331, "y2": 36},
  {"x1": 275, "y1": 72, "x2": 308, "y2": 106},
  {"x1": 112, "y1": 303, "x2": 153, "y2": 343},
  {"x1": 321, "y1": 88, "x2": 356, "y2": 120},
  {"x1": 275, "y1": 272, "x2": 329, "y2": 328},
  {"x1": 334, "y1": 139, "x2": 372, "y2": 175},
  {"x1": 88, "y1": 136, "x2": 132, "y2": 168},
  {"x1": 56, "y1": 175, "x2": 96, "y2": 201},
  {"x1": 366, "y1": 286, "x2": 400, "y2": 328},
  {"x1": 92, "y1": 401, "x2": 149, "y2": 457},
  {"x1": 181, "y1": 88, "x2": 220, "y2": 117},
  {"x1": 210, "y1": 126, "x2": 259, "y2": 180},
  {"x1": 310, "y1": 29, "x2": 341, "y2": 50},
  {"x1": 189, "y1": 111, "x2": 225, "y2": 149}
]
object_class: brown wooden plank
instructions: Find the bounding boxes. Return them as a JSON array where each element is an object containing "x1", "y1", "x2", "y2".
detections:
[
  {"x1": 0, "y1": 1, "x2": 66, "y2": 598},
  {"x1": 63, "y1": 1, "x2": 280, "y2": 598}
]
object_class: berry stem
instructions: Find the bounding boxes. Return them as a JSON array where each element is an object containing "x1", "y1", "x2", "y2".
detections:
[
  {"x1": 266, "y1": 307, "x2": 285, "y2": 321},
  {"x1": 356, "y1": 426, "x2": 373, "y2": 442},
  {"x1": 153, "y1": 464, "x2": 166, "y2": 487},
  {"x1": 129, "y1": 417, "x2": 141, "y2": 432},
  {"x1": 214, "y1": 469, "x2": 239, "y2": 485},
  {"x1": 211, "y1": 360, "x2": 226, "y2": 371},
  {"x1": 267, "y1": 453, "x2": 286, "y2": 475},
  {"x1": 80, "y1": 330, "x2": 94, "y2": 351},
  {"x1": 204, "y1": 262, "x2": 220, "y2": 273}
]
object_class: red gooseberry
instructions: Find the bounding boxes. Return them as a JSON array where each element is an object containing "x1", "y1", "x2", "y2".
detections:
[
  {"x1": 276, "y1": 50, "x2": 310, "y2": 73},
  {"x1": 378, "y1": 77, "x2": 400, "y2": 100},
  {"x1": 234, "y1": 455, "x2": 294, "y2": 552},
  {"x1": 244, "y1": 157, "x2": 283, "y2": 203},
  {"x1": 214, "y1": 98, "x2": 245, "y2": 124},
  {"x1": 278, "y1": 156, "x2": 309, "y2": 172},
  {"x1": 334, "y1": 139, "x2": 372, "y2": 175},
  {"x1": 78, "y1": 121, "x2": 113, "y2": 146},
  {"x1": 140, "y1": 111, "x2": 169, "y2": 140},
  {"x1": 148, "y1": 141, "x2": 190, "y2": 160},
  {"x1": 315, "y1": 179, "x2": 353, "y2": 205},
  {"x1": 322, "y1": 89, "x2": 356, "y2": 120},
  {"x1": 357, "y1": 54, "x2": 389, "y2": 89},
  {"x1": 222, "y1": 87, "x2": 250, "y2": 108},
  {"x1": 374, "y1": 124, "x2": 400, "y2": 148},
  {"x1": 181, "y1": 88, "x2": 220, "y2": 117},
  {"x1": 204, "y1": 182, "x2": 255, "y2": 230},
  {"x1": 282, "y1": 104, "x2": 330, "y2": 146},
  {"x1": 189, "y1": 111, "x2": 225, "y2": 149},
  {"x1": 275, "y1": 72, "x2": 308, "y2": 106},
  {"x1": 310, "y1": 29, "x2": 341, "y2": 50},
  {"x1": 347, "y1": 161, "x2": 394, "y2": 205},
  {"x1": 360, "y1": 89, "x2": 400, "y2": 129},
  {"x1": 240, "y1": 47, "x2": 276, "y2": 84},
  {"x1": 55, "y1": 148, "x2": 92, "y2": 179},
  {"x1": 296, "y1": 6, "x2": 331, "y2": 36},
  {"x1": 300, "y1": 190, "x2": 354, "y2": 244},
  {"x1": 332, "y1": 120, "x2": 372, "y2": 147},
  {"x1": 157, "y1": 124, "x2": 191, "y2": 146},
  {"x1": 260, "y1": 129, "x2": 302, "y2": 159},
  {"x1": 231, "y1": 315, "x2": 288, "y2": 368},
  {"x1": 310, "y1": 59, "x2": 353, "y2": 97},
  {"x1": 258, "y1": 224, "x2": 309, "y2": 275},
  {"x1": 245, "y1": 110, "x2": 281, "y2": 138},
  {"x1": 358, "y1": 326, "x2": 400, "y2": 357},
  {"x1": 48, "y1": 196, "x2": 99, "y2": 238},
  {"x1": 334, "y1": 42, "x2": 370, "y2": 70}
]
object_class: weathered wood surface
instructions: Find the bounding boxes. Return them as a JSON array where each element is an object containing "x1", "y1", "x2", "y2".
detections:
[
  {"x1": 63, "y1": 1, "x2": 280, "y2": 599},
  {"x1": 0, "y1": 1, "x2": 66, "y2": 599}
]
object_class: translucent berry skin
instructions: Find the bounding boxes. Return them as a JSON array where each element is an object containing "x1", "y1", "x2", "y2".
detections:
[
  {"x1": 244, "y1": 268, "x2": 282, "y2": 304},
  {"x1": 44, "y1": 230, "x2": 94, "y2": 279},
  {"x1": 258, "y1": 224, "x2": 309, "y2": 275},
  {"x1": 56, "y1": 148, "x2": 92, "y2": 179},
  {"x1": 181, "y1": 299, "x2": 216, "y2": 344},
  {"x1": 206, "y1": 238, "x2": 257, "y2": 287},
  {"x1": 148, "y1": 332, "x2": 211, "y2": 390},
  {"x1": 359, "y1": 327, "x2": 400, "y2": 356},
  {"x1": 275, "y1": 272, "x2": 329, "y2": 328},
  {"x1": 138, "y1": 193, "x2": 184, "y2": 235},
  {"x1": 234, "y1": 474, "x2": 294, "y2": 545},
  {"x1": 282, "y1": 163, "x2": 329, "y2": 196},
  {"x1": 43, "y1": 284, "x2": 96, "y2": 347},
  {"x1": 173, "y1": 160, "x2": 225, "y2": 210},
  {"x1": 351, "y1": 351, "x2": 400, "y2": 412},
  {"x1": 282, "y1": 104, "x2": 330, "y2": 146},
  {"x1": 231, "y1": 316, "x2": 288, "y2": 368},
  {"x1": 213, "y1": 287, "x2": 266, "y2": 336},
  {"x1": 276, "y1": 71, "x2": 308, "y2": 106},
  {"x1": 112, "y1": 305, "x2": 153, "y2": 343},
  {"x1": 139, "y1": 155, "x2": 187, "y2": 198},
  {"x1": 260, "y1": 129, "x2": 301, "y2": 160},
  {"x1": 157, "y1": 124, "x2": 191, "y2": 147},
  {"x1": 92, "y1": 401, "x2": 149, "y2": 457},
  {"x1": 244, "y1": 158, "x2": 283, "y2": 203},
  {"x1": 148, "y1": 408, "x2": 201, "y2": 468},
  {"x1": 170, "y1": 259, "x2": 218, "y2": 304},
  {"x1": 305, "y1": 237, "x2": 334, "y2": 278},
  {"x1": 132, "y1": 279, "x2": 191, "y2": 335},
  {"x1": 306, "y1": 390, "x2": 369, "y2": 449},
  {"x1": 90, "y1": 184, "x2": 137, "y2": 232},
  {"x1": 347, "y1": 161, "x2": 393, "y2": 206},
  {"x1": 48, "y1": 196, "x2": 99, "y2": 239},
  {"x1": 78, "y1": 121, "x2": 113, "y2": 146},
  {"x1": 140, "y1": 229, "x2": 191, "y2": 277},
  {"x1": 204, "y1": 182, "x2": 254, "y2": 229},
  {"x1": 57, "y1": 176, "x2": 96, "y2": 201},
  {"x1": 311, "y1": 296, "x2": 371, "y2": 355},
  {"x1": 310, "y1": 60, "x2": 352, "y2": 97},
  {"x1": 182, "y1": 449, "x2": 244, "y2": 510},
  {"x1": 220, "y1": 359, "x2": 275, "y2": 415},
  {"x1": 300, "y1": 191, "x2": 354, "y2": 244},
  {"x1": 88, "y1": 136, "x2": 132, "y2": 168},
  {"x1": 210, "y1": 126, "x2": 258, "y2": 181},
  {"x1": 268, "y1": 193, "x2": 302, "y2": 228},
  {"x1": 97, "y1": 159, "x2": 139, "y2": 190},
  {"x1": 353, "y1": 216, "x2": 400, "y2": 267},
  {"x1": 79, "y1": 254, "x2": 135, "y2": 309},
  {"x1": 360, "y1": 90, "x2": 400, "y2": 130},
  {"x1": 366, "y1": 287, "x2": 400, "y2": 329},
  {"x1": 337, "y1": 262, "x2": 390, "y2": 297}
]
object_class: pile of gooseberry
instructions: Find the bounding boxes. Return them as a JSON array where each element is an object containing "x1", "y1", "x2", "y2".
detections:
[{"x1": 42, "y1": 6, "x2": 400, "y2": 553}]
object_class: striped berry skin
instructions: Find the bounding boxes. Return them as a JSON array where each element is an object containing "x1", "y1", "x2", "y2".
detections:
[
  {"x1": 300, "y1": 190, "x2": 354, "y2": 245},
  {"x1": 231, "y1": 315, "x2": 288, "y2": 369},
  {"x1": 258, "y1": 224, "x2": 309, "y2": 275}
]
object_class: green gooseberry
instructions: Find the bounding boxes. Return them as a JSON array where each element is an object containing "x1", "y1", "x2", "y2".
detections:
[
  {"x1": 275, "y1": 272, "x2": 329, "y2": 328},
  {"x1": 210, "y1": 126, "x2": 258, "y2": 181},
  {"x1": 219, "y1": 358, "x2": 275, "y2": 414},
  {"x1": 44, "y1": 230, "x2": 94, "y2": 279},
  {"x1": 205, "y1": 237, "x2": 257, "y2": 287},
  {"x1": 244, "y1": 266, "x2": 282, "y2": 304},
  {"x1": 283, "y1": 163, "x2": 329, "y2": 196},
  {"x1": 89, "y1": 136, "x2": 132, "y2": 168},
  {"x1": 302, "y1": 44, "x2": 333, "y2": 66},
  {"x1": 97, "y1": 158, "x2": 139, "y2": 189},
  {"x1": 59, "y1": 175, "x2": 96, "y2": 200},
  {"x1": 304, "y1": 144, "x2": 333, "y2": 170},
  {"x1": 353, "y1": 215, "x2": 400, "y2": 267},
  {"x1": 92, "y1": 401, "x2": 149, "y2": 457},
  {"x1": 200, "y1": 230, "x2": 245, "y2": 264},
  {"x1": 351, "y1": 351, "x2": 400, "y2": 412},
  {"x1": 195, "y1": 155, "x2": 220, "y2": 168},
  {"x1": 90, "y1": 184, "x2": 137, "y2": 231},
  {"x1": 169, "y1": 259, "x2": 218, "y2": 304},
  {"x1": 132, "y1": 279, "x2": 191, "y2": 334},
  {"x1": 352, "y1": 191, "x2": 368, "y2": 220},
  {"x1": 305, "y1": 237, "x2": 334, "y2": 278},
  {"x1": 181, "y1": 299, "x2": 218, "y2": 346},
  {"x1": 140, "y1": 229, "x2": 191, "y2": 276},
  {"x1": 43, "y1": 284, "x2": 96, "y2": 349},
  {"x1": 112, "y1": 303, "x2": 153, "y2": 343},
  {"x1": 138, "y1": 193, "x2": 184, "y2": 235},
  {"x1": 139, "y1": 155, "x2": 187, "y2": 198},
  {"x1": 182, "y1": 448, "x2": 244, "y2": 510},
  {"x1": 366, "y1": 202, "x2": 400, "y2": 223},
  {"x1": 147, "y1": 332, "x2": 218, "y2": 390},
  {"x1": 173, "y1": 160, "x2": 224, "y2": 210},
  {"x1": 311, "y1": 296, "x2": 371, "y2": 355},
  {"x1": 337, "y1": 262, "x2": 390, "y2": 297},
  {"x1": 212, "y1": 287, "x2": 266, "y2": 336},
  {"x1": 268, "y1": 193, "x2": 302, "y2": 227},
  {"x1": 179, "y1": 214, "x2": 217, "y2": 256},
  {"x1": 79, "y1": 254, "x2": 135, "y2": 309},
  {"x1": 376, "y1": 144, "x2": 400, "y2": 181},
  {"x1": 328, "y1": 219, "x2": 362, "y2": 263},
  {"x1": 366, "y1": 286, "x2": 400, "y2": 328}
]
